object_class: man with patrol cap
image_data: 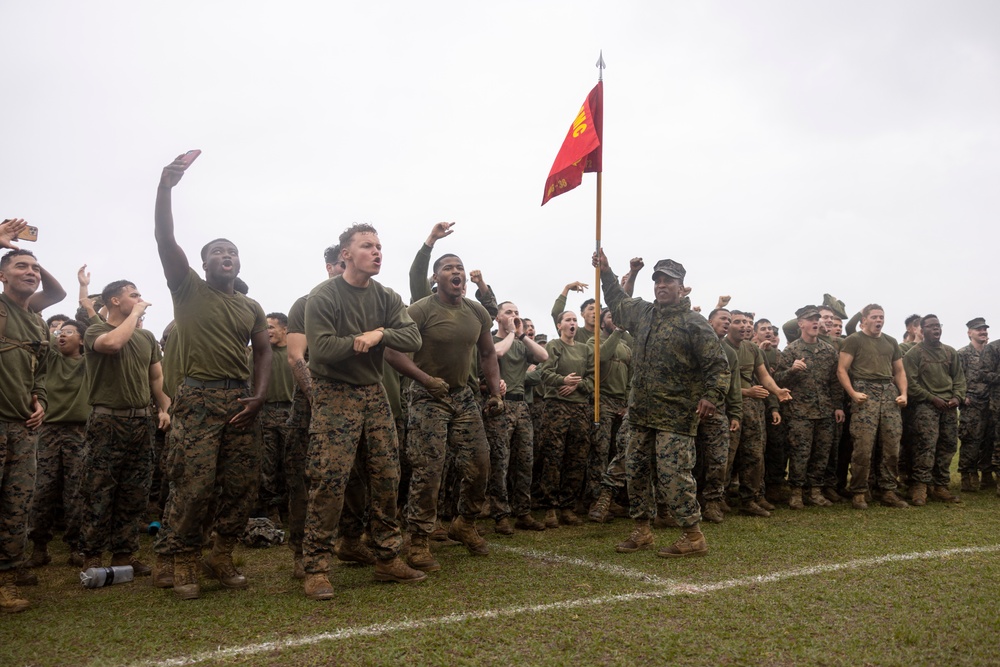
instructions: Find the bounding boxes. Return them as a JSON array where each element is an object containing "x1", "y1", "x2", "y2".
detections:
[
  {"x1": 773, "y1": 306, "x2": 844, "y2": 509},
  {"x1": 958, "y1": 318, "x2": 992, "y2": 491},
  {"x1": 593, "y1": 251, "x2": 728, "y2": 558}
]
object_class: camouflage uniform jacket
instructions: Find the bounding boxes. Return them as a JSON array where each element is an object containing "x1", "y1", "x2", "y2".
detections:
[
  {"x1": 601, "y1": 274, "x2": 728, "y2": 437},
  {"x1": 972, "y1": 340, "x2": 1000, "y2": 404},
  {"x1": 958, "y1": 344, "x2": 989, "y2": 404},
  {"x1": 774, "y1": 338, "x2": 841, "y2": 420}
]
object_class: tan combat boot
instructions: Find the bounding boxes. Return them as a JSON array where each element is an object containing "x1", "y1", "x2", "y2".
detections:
[
  {"x1": 514, "y1": 514, "x2": 546, "y2": 531},
  {"x1": 153, "y1": 553, "x2": 174, "y2": 588},
  {"x1": 27, "y1": 542, "x2": 50, "y2": 569},
  {"x1": 201, "y1": 535, "x2": 248, "y2": 589},
  {"x1": 544, "y1": 509, "x2": 559, "y2": 529},
  {"x1": 930, "y1": 485, "x2": 960, "y2": 503},
  {"x1": 808, "y1": 488, "x2": 833, "y2": 507},
  {"x1": 448, "y1": 516, "x2": 489, "y2": 556},
  {"x1": 173, "y1": 552, "x2": 200, "y2": 600},
  {"x1": 494, "y1": 516, "x2": 515, "y2": 535},
  {"x1": 112, "y1": 553, "x2": 152, "y2": 576},
  {"x1": 822, "y1": 487, "x2": 844, "y2": 504},
  {"x1": 881, "y1": 490, "x2": 909, "y2": 508},
  {"x1": 559, "y1": 509, "x2": 584, "y2": 526},
  {"x1": 852, "y1": 493, "x2": 868, "y2": 510},
  {"x1": 336, "y1": 535, "x2": 376, "y2": 565},
  {"x1": 788, "y1": 488, "x2": 804, "y2": 510},
  {"x1": 588, "y1": 488, "x2": 613, "y2": 523},
  {"x1": 653, "y1": 504, "x2": 680, "y2": 528},
  {"x1": 374, "y1": 556, "x2": 428, "y2": 583},
  {"x1": 910, "y1": 482, "x2": 927, "y2": 506},
  {"x1": 407, "y1": 534, "x2": 441, "y2": 572},
  {"x1": 701, "y1": 501, "x2": 724, "y2": 524},
  {"x1": 303, "y1": 572, "x2": 334, "y2": 600},
  {"x1": 615, "y1": 519, "x2": 654, "y2": 553},
  {"x1": 0, "y1": 570, "x2": 29, "y2": 614},
  {"x1": 292, "y1": 552, "x2": 305, "y2": 580},
  {"x1": 657, "y1": 524, "x2": 708, "y2": 558},
  {"x1": 741, "y1": 500, "x2": 771, "y2": 517}
]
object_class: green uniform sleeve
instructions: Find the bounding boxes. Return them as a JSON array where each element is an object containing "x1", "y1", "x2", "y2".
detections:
[
  {"x1": 953, "y1": 351, "x2": 967, "y2": 402},
  {"x1": 846, "y1": 312, "x2": 861, "y2": 336},
  {"x1": 903, "y1": 347, "x2": 933, "y2": 403},
  {"x1": 475, "y1": 285, "x2": 498, "y2": 319},
  {"x1": 551, "y1": 293, "x2": 568, "y2": 328},
  {"x1": 409, "y1": 243, "x2": 433, "y2": 304}
]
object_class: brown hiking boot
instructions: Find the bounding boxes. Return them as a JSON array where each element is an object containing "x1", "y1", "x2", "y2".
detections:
[
  {"x1": 0, "y1": 570, "x2": 29, "y2": 614},
  {"x1": 881, "y1": 490, "x2": 909, "y2": 508},
  {"x1": 657, "y1": 526, "x2": 708, "y2": 558},
  {"x1": 808, "y1": 488, "x2": 833, "y2": 507},
  {"x1": 788, "y1": 488, "x2": 804, "y2": 510},
  {"x1": 741, "y1": 501, "x2": 771, "y2": 518},
  {"x1": 407, "y1": 534, "x2": 441, "y2": 572},
  {"x1": 960, "y1": 472, "x2": 977, "y2": 492},
  {"x1": 588, "y1": 488, "x2": 613, "y2": 523},
  {"x1": 930, "y1": 485, "x2": 960, "y2": 503},
  {"x1": 27, "y1": 542, "x2": 50, "y2": 569},
  {"x1": 173, "y1": 552, "x2": 200, "y2": 600},
  {"x1": 336, "y1": 536, "x2": 377, "y2": 565},
  {"x1": 616, "y1": 520, "x2": 654, "y2": 553},
  {"x1": 304, "y1": 572, "x2": 334, "y2": 600},
  {"x1": 448, "y1": 516, "x2": 489, "y2": 556},
  {"x1": 514, "y1": 514, "x2": 546, "y2": 531},
  {"x1": 293, "y1": 553, "x2": 305, "y2": 580},
  {"x1": 494, "y1": 517, "x2": 515, "y2": 535},
  {"x1": 702, "y1": 501, "x2": 724, "y2": 524},
  {"x1": 653, "y1": 510, "x2": 680, "y2": 528},
  {"x1": 544, "y1": 509, "x2": 559, "y2": 529},
  {"x1": 910, "y1": 482, "x2": 927, "y2": 506},
  {"x1": 852, "y1": 493, "x2": 868, "y2": 510},
  {"x1": 201, "y1": 536, "x2": 248, "y2": 589},
  {"x1": 559, "y1": 509, "x2": 584, "y2": 526},
  {"x1": 153, "y1": 554, "x2": 174, "y2": 588},
  {"x1": 67, "y1": 551, "x2": 85, "y2": 567},
  {"x1": 374, "y1": 556, "x2": 427, "y2": 583},
  {"x1": 822, "y1": 487, "x2": 844, "y2": 504},
  {"x1": 719, "y1": 499, "x2": 732, "y2": 514},
  {"x1": 112, "y1": 553, "x2": 152, "y2": 576},
  {"x1": 757, "y1": 497, "x2": 776, "y2": 511},
  {"x1": 82, "y1": 553, "x2": 102, "y2": 573}
]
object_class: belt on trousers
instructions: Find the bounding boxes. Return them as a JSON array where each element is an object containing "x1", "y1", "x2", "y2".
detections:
[
  {"x1": 93, "y1": 406, "x2": 152, "y2": 418},
  {"x1": 184, "y1": 376, "x2": 248, "y2": 390},
  {"x1": 505, "y1": 393, "x2": 525, "y2": 402},
  {"x1": 856, "y1": 378, "x2": 892, "y2": 385},
  {"x1": 266, "y1": 401, "x2": 293, "y2": 410}
]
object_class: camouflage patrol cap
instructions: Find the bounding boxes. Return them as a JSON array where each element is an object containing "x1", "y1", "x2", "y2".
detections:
[
  {"x1": 966, "y1": 317, "x2": 989, "y2": 330},
  {"x1": 651, "y1": 259, "x2": 685, "y2": 281},
  {"x1": 795, "y1": 305, "x2": 821, "y2": 320}
]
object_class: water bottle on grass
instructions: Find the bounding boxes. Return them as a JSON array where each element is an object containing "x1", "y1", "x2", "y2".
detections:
[{"x1": 80, "y1": 565, "x2": 134, "y2": 588}]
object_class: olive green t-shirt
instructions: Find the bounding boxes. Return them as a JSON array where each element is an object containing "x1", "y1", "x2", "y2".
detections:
[
  {"x1": 0, "y1": 292, "x2": 48, "y2": 421},
  {"x1": 306, "y1": 276, "x2": 421, "y2": 386},
  {"x1": 287, "y1": 295, "x2": 307, "y2": 335},
  {"x1": 723, "y1": 337, "x2": 766, "y2": 389},
  {"x1": 161, "y1": 322, "x2": 184, "y2": 400},
  {"x1": 84, "y1": 321, "x2": 163, "y2": 409},
  {"x1": 409, "y1": 295, "x2": 492, "y2": 391},
  {"x1": 266, "y1": 344, "x2": 294, "y2": 403},
  {"x1": 540, "y1": 338, "x2": 595, "y2": 404},
  {"x1": 589, "y1": 329, "x2": 631, "y2": 399},
  {"x1": 840, "y1": 331, "x2": 901, "y2": 381},
  {"x1": 170, "y1": 268, "x2": 266, "y2": 381},
  {"x1": 495, "y1": 335, "x2": 531, "y2": 396},
  {"x1": 44, "y1": 351, "x2": 90, "y2": 422}
]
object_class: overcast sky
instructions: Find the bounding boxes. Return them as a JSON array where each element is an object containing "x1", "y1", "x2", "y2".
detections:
[{"x1": 3, "y1": 1, "x2": 998, "y2": 348}]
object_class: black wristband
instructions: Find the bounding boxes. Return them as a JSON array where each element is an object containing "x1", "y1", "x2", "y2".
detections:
[{"x1": 517, "y1": 334, "x2": 527, "y2": 341}]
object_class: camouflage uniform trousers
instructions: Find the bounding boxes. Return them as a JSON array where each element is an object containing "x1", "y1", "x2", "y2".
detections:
[
  {"x1": 303, "y1": 380, "x2": 400, "y2": 574},
  {"x1": 600, "y1": 412, "x2": 630, "y2": 491},
  {"x1": 537, "y1": 400, "x2": 593, "y2": 510},
  {"x1": 910, "y1": 402, "x2": 958, "y2": 487},
  {"x1": 258, "y1": 402, "x2": 291, "y2": 512},
  {"x1": 0, "y1": 422, "x2": 37, "y2": 571},
  {"x1": 485, "y1": 400, "x2": 533, "y2": 520},
  {"x1": 694, "y1": 412, "x2": 730, "y2": 502},
  {"x1": 764, "y1": 408, "x2": 789, "y2": 487},
  {"x1": 898, "y1": 404, "x2": 917, "y2": 477},
  {"x1": 405, "y1": 384, "x2": 488, "y2": 535},
  {"x1": 28, "y1": 422, "x2": 87, "y2": 551},
  {"x1": 847, "y1": 380, "x2": 901, "y2": 494},
  {"x1": 626, "y1": 425, "x2": 701, "y2": 527},
  {"x1": 958, "y1": 400, "x2": 992, "y2": 473},
  {"x1": 78, "y1": 412, "x2": 154, "y2": 555},
  {"x1": 588, "y1": 395, "x2": 625, "y2": 502},
  {"x1": 154, "y1": 384, "x2": 262, "y2": 556},
  {"x1": 728, "y1": 396, "x2": 765, "y2": 501},
  {"x1": 785, "y1": 416, "x2": 836, "y2": 489},
  {"x1": 530, "y1": 399, "x2": 546, "y2": 503},
  {"x1": 284, "y1": 396, "x2": 310, "y2": 553}
]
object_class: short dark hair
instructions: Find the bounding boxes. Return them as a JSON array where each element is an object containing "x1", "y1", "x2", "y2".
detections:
[
  {"x1": 266, "y1": 312, "x2": 288, "y2": 327},
  {"x1": 920, "y1": 314, "x2": 939, "y2": 327},
  {"x1": 46, "y1": 314, "x2": 70, "y2": 327},
  {"x1": 0, "y1": 249, "x2": 36, "y2": 270},
  {"x1": 323, "y1": 244, "x2": 342, "y2": 265},
  {"x1": 580, "y1": 298, "x2": 595, "y2": 313},
  {"x1": 432, "y1": 253, "x2": 461, "y2": 273},
  {"x1": 200, "y1": 238, "x2": 237, "y2": 262},
  {"x1": 708, "y1": 308, "x2": 730, "y2": 321},
  {"x1": 338, "y1": 223, "x2": 378, "y2": 251},
  {"x1": 730, "y1": 310, "x2": 750, "y2": 319},
  {"x1": 753, "y1": 318, "x2": 771, "y2": 332},
  {"x1": 862, "y1": 303, "x2": 884, "y2": 318},
  {"x1": 101, "y1": 280, "x2": 135, "y2": 307},
  {"x1": 58, "y1": 319, "x2": 87, "y2": 354},
  {"x1": 497, "y1": 301, "x2": 514, "y2": 312},
  {"x1": 905, "y1": 313, "x2": 922, "y2": 328}
]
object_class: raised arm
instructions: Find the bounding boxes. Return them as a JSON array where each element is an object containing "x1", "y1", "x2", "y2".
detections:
[
  {"x1": 621, "y1": 257, "x2": 644, "y2": 297},
  {"x1": 76, "y1": 265, "x2": 98, "y2": 319},
  {"x1": 154, "y1": 155, "x2": 194, "y2": 290},
  {"x1": 409, "y1": 222, "x2": 454, "y2": 303},
  {"x1": 27, "y1": 264, "x2": 67, "y2": 314},
  {"x1": 93, "y1": 300, "x2": 150, "y2": 354},
  {"x1": 552, "y1": 281, "x2": 588, "y2": 326}
]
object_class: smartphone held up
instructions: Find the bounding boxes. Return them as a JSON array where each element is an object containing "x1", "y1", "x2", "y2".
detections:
[{"x1": 178, "y1": 150, "x2": 202, "y2": 169}]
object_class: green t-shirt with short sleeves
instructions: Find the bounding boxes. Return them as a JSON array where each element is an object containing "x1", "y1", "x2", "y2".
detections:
[
  {"x1": 840, "y1": 331, "x2": 901, "y2": 381},
  {"x1": 0, "y1": 292, "x2": 48, "y2": 421},
  {"x1": 44, "y1": 351, "x2": 90, "y2": 422},
  {"x1": 266, "y1": 344, "x2": 294, "y2": 403},
  {"x1": 84, "y1": 322, "x2": 163, "y2": 409},
  {"x1": 170, "y1": 268, "x2": 266, "y2": 381},
  {"x1": 495, "y1": 335, "x2": 531, "y2": 396},
  {"x1": 409, "y1": 295, "x2": 492, "y2": 391}
]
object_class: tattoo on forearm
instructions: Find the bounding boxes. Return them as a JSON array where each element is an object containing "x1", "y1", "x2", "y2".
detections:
[{"x1": 292, "y1": 359, "x2": 312, "y2": 395}]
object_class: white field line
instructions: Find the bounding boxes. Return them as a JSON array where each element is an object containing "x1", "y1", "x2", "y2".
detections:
[
  {"x1": 122, "y1": 544, "x2": 1000, "y2": 667},
  {"x1": 493, "y1": 544, "x2": 677, "y2": 585}
]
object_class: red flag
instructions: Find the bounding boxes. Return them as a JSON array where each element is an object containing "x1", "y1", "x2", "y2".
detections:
[{"x1": 541, "y1": 81, "x2": 603, "y2": 206}]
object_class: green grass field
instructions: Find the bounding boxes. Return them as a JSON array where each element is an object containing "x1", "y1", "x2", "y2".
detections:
[{"x1": 3, "y1": 483, "x2": 999, "y2": 667}]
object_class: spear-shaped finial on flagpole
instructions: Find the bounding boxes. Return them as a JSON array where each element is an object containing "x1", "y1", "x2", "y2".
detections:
[{"x1": 596, "y1": 50, "x2": 606, "y2": 81}]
